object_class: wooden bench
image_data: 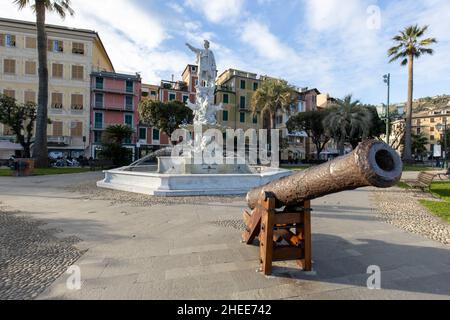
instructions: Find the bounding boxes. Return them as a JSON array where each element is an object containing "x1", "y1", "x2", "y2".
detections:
[
  {"x1": 89, "y1": 159, "x2": 115, "y2": 171},
  {"x1": 437, "y1": 168, "x2": 450, "y2": 180},
  {"x1": 405, "y1": 172, "x2": 436, "y2": 191}
]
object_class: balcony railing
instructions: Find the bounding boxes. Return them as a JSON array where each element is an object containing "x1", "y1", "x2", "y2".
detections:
[
  {"x1": 48, "y1": 136, "x2": 71, "y2": 146},
  {"x1": 93, "y1": 86, "x2": 137, "y2": 95}
]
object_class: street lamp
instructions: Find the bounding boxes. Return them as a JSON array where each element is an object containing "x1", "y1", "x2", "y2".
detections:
[
  {"x1": 436, "y1": 116, "x2": 448, "y2": 169},
  {"x1": 383, "y1": 73, "x2": 391, "y2": 145}
]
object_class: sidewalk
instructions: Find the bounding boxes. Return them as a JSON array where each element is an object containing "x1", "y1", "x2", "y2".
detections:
[{"x1": 0, "y1": 173, "x2": 449, "y2": 300}]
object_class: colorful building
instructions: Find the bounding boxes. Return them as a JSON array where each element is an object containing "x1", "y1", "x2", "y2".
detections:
[
  {"x1": 90, "y1": 71, "x2": 141, "y2": 159},
  {"x1": 215, "y1": 69, "x2": 263, "y2": 131},
  {"x1": 0, "y1": 18, "x2": 114, "y2": 158}
]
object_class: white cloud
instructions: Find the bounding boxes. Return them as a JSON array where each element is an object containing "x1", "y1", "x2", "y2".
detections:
[
  {"x1": 184, "y1": 0, "x2": 245, "y2": 24},
  {"x1": 0, "y1": 0, "x2": 191, "y2": 84}
]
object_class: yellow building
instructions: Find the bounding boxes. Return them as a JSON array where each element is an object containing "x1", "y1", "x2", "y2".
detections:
[
  {"x1": 0, "y1": 18, "x2": 113, "y2": 158},
  {"x1": 412, "y1": 109, "x2": 450, "y2": 155},
  {"x1": 215, "y1": 69, "x2": 263, "y2": 131},
  {"x1": 141, "y1": 83, "x2": 160, "y2": 102}
]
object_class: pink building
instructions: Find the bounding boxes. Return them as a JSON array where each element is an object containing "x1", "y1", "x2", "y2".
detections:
[{"x1": 90, "y1": 71, "x2": 141, "y2": 159}]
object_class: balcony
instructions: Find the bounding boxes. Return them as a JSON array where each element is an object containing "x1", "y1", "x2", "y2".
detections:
[
  {"x1": 93, "y1": 86, "x2": 137, "y2": 96},
  {"x1": 48, "y1": 136, "x2": 71, "y2": 146},
  {"x1": 160, "y1": 80, "x2": 189, "y2": 92}
]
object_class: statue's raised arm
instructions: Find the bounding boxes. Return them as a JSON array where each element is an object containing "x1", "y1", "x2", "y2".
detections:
[{"x1": 186, "y1": 43, "x2": 200, "y2": 54}]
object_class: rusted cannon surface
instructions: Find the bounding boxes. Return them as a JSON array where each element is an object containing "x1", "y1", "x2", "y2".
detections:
[{"x1": 247, "y1": 140, "x2": 402, "y2": 209}]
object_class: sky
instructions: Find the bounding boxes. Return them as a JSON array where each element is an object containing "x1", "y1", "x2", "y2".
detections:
[{"x1": 1, "y1": 0, "x2": 450, "y2": 105}]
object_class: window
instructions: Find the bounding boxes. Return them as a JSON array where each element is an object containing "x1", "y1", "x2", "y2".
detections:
[
  {"x1": 430, "y1": 127, "x2": 435, "y2": 132},
  {"x1": 150, "y1": 91, "x2": 157, "y2": 96},
  {"x1": 52, "y1": 121, "x2": 63, "y2": 136},
  {"x1": 153, "y1": 128, "x2": 160, "y2": 141},
  {"x1": 25, "y1": 61, "x2": 36, "y2": 75},
  {"x1": 25, "y1": 37, "x2": 36, "y2": 49},
  {"x1": 142, "y1": 91, "x2": 149, "y2": 97},
  {"x1": 94, "y1": 131, "x2": 102, "y2": 143},
  {"x1": 169, "y1": 93, "x2": 176, "y2": 101},
  {"x1": 223, "y1": 110, "x2": 229, "y2": 122},
  {"x1": 95, "y1": 77, "x2": 104, "y2": 89},
  {"x1": 5, "y1": 34, "x2": 16, "y2": 47},
  {"x1": 3, "y1": 89, "x2": 15, "y2": 99},
  {"x1": 240, "y1": 96, "x2": 246, "y2": 109},
  {"x1": 72, "y1": 42, "x2": 85, "y2": 55},
  {"x1": 71, "y1": 121, "x2": 83, "y2": 137},
  {"x1": 3, "y1": 59, "x2": 16, "y2": 74},
  {"x1": 253, "y1": 82, "x2": 258, "y2": 91},
  {"x1": 253, "y1": 115, "x2": 258, "y2": 124},
  {"x1": 125, "y1": 96, "x2": 133, "y2": 110},
  {"x1": 298, "y1": 101, "x2": 304, "y2": 112},
  {"x1": 417, "y1": 128, "x2": 421, "y2": 134},
  {"x1": 94, "y1": 113, "x2": 103, "y2": 129},
  {"x1": 0, "y1": 34, "x2": 4, "y2": 46},
  {"x1": 240, "y1": 112, "x2": 246, "y2": 123},
  {"x1": 126, "y1": 80, "x2": 133, "y2": 93},
  {"x1": 240, "y1": 80, "x2": 246, "y2": 90},
  {"x1": 183, "y1": 95, "x2": 189, "y2": 104},
  {"x1": 48, "y1": 39, "x2": 63, "y2": 52},
  {"x1": 24, "y1": 91, "x2": 36, "y2": 104},
  {"x1": 223, "y1": 93, "x2": 229, "y2": 104},
  {"x1": 71, "y1": 65, "x2": 84, "y2": 80},
  {"x1": 139, "y1": 128, "x2": 147, "y2": 140},
  {"x1": 430, "y1": 118, "x2": 435, "y2": 123},
  {"x1": 3, "y1": 124, "x2": 14, "y2": 136},
  {"x1": 71, "y1": 94, "x2": 83, "y2": 110},
  {"x1": 95, "y1": 93, "x2": 104, "y2": 108},
  {"x1": 51, "y1": 93, "x2": 63, "y2": 109},
  {"x1": 52, "y1": 63, "x2": 63, "y2": 78},
  {"x1": 430, "y1": 135, "x2": 435, "y2": 141},
  {"x1": 125, "y1": 114, "x2": 133, "y2": 127}
]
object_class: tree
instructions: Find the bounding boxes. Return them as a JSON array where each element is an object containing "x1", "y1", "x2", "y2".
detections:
[
  {"x1": 411, "y1": 133, "x2": 428, "y2": 158},
  {"x1": 388, "y1": 24, "x2": 437, "y2": 162},
  {"x1": 138, "y1": 100, "x2": 193, "y2": 139},
  {"x1": 350, "y1": 104, "x2": 386, "y2": 148},
  {"x1": 286, "y1": 110, "x2": 331, "y2": 160},
  {"x1": 98, "y1": 124, "x2": 134, "y2": 167},
  {"x1": 14, "y1": 0, "x2": 74, "y2": 168},
  {"x1": 323, "y1": 95, "x2": 373, "y2": 155},
  {"x1": 0, "y1": 94, "x2": 37, "y2": 158},
  {"x1": 250, "y1": 79, "x2": 298, "y2": 130}
]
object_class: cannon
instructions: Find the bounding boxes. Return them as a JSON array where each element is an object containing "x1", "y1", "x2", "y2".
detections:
[
  {"x1": 242, "y1": 140, "x2": 403, "y2": 275},
  {"x1": 247, "y1": 139, "x2": 403, "y2": 209}
]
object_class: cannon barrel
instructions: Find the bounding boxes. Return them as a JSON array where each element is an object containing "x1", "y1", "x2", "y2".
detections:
[{"x1": 247, "y1": 140, "x2": 402, "y2": 209}]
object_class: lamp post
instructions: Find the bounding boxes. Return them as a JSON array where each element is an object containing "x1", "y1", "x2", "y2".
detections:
[
  {"x1": 383, "y1": 73, "x2": 391, "y2": 145},
  {"x1": 436, "y1": 116, "x2": 448, "y2": 169}
]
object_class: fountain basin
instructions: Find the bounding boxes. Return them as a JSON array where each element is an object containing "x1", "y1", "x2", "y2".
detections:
[{"x1": 97, "y1": 166, "x2": 292, "y2": 197}]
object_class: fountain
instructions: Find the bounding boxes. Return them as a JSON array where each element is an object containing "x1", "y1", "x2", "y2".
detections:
[{"x1": 97, "y1": 40, "x2": 291, "y2": 196}]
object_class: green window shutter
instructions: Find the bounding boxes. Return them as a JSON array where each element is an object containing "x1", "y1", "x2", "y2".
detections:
[
  {"x1": 153, "y1": 129, "x2": 160, "y2": 141},
  {"x1": 223, "y1": 94, "x2": 229, "y2": 104},
  {"x1": 240, "y1": 80, "x2": 246, "y2": 89},
  {"x1": 223, "y1": 110, "x2": 229, "y2": 122},
  {"x1": 139, "y1": 128, "x2": 147, "y2": 140},
  {"x1": 240, "y1": 112, "x2": 245, "y2": 123},
  {"x1": 253, "y1": 116, "x2": 258, "y2": 124},
  {"x1": 240, "y1": 96, "x2": 246, "y2": 109}
]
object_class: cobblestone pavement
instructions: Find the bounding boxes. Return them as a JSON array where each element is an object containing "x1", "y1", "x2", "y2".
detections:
[
  {"x1": 371, "y1": 188, "x2": 450, "y2": 245},
  {"x1": 0, "y1": 204, "x2": 84, "y2": 300}
]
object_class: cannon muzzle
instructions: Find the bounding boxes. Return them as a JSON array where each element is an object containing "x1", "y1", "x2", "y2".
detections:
[{"x1": 247, "y1": 140, "x2": 402, "y2": 209}]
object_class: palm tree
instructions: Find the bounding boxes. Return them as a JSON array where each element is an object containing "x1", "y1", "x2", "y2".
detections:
[
  {"x1": 102, "y1": 124, "x2": 134, "y2": 145},
  {"x1": 250, "y1": 78, "x2": 298, "y2": 130},
  {"x1": 14, "y1": 0, "x2": 74, "y2": 167},
  {"x1": 323, "y1": 95, "x2": 373, "y2": 155},
  {"x1": 388, "y1": 24, "x2": 437, "y2": 162}
]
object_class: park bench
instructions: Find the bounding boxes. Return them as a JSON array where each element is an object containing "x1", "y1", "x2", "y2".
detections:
[
  {"x1": 405, "y1": 172, "x2": 437, "y2": 191},
  {"x1": 437, "y1": 167, "x2": 450, "y2": 180},
  {"x1": 89, "y1": 159, "x2": 115, "y2": 171}
]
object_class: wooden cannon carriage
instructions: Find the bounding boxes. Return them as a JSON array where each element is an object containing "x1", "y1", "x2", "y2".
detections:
[{"x1": 242, "y1": 140, "x2": 403, "y2": 276}]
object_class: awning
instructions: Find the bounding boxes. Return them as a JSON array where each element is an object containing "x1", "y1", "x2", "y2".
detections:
[{"x1": 0, "y1": 141, "x2": 23, "y2": 151}]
